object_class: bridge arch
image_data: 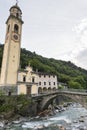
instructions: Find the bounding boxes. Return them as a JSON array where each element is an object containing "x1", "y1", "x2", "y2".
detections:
[
  {"x1": 40, "y1": 93, "x2": 87, "y2": 110},
  {"x1": 33, "y1": 90, "x2": 87, "y2": 111}
]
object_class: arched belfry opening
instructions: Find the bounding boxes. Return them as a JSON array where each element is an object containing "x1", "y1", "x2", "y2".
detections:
[
  {"x1": 14, "y1": 24, "x2": 19, "y2": 33},
  {"x1": 16, "y1": 13, "x2": 19, "y2": 18}
]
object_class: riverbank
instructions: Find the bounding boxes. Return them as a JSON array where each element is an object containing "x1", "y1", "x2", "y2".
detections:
[
  {"x1": 0, "y1": 94, "x2": 73, "y2": 121},
  {"x1": 1, "y1": 103, "x2": 87, "y2": 130},
  {"x1": 1, "y1": 95, "x2": 87, "y2": 130},
  {"x1": 0, "y1": 95, "x2": 39, "y2": 121}
]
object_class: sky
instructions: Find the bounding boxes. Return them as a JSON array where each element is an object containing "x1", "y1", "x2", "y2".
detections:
[{"x1": 0, "y1": 0, "x2": 87, "y2": 69}]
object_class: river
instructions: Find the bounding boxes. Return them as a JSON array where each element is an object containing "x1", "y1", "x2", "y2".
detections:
[{"x1": 1, "y1": 103, "x2": 87, "y2": 130}]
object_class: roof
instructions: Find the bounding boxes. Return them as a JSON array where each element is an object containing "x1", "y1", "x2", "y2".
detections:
[
  {"x1": 10, "y1": 3, "x2": 22, "y2": 14},
  {"x1": 6, "y1": 15, "x2": 24, "y2": 24},
  {"x1": 18, "y1": 69, "x2": 28, "y2": 73},
  {"x1": 32, "y1": 71, "x2": 57, "y2": 76}
]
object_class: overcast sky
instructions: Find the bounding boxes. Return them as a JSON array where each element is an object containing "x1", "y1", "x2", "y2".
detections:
[{"x1": 1, "y1": 0, "x2": 87, "y2": 69}]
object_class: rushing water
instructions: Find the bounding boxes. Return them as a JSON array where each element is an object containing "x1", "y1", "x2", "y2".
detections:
[{"x1": 1, "y1": 103, "x2": 87, "y2": 130}]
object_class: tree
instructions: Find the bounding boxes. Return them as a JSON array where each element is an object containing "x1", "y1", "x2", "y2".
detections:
[
  {"x1": 73, "y1": 76, "x2": 86, "y2": 89},
  {"x1": 68, "y1": 81, "x2": 82, "y2": 89}
]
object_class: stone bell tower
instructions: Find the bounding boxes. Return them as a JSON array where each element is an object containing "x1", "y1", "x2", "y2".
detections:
[{"x1": 0, "y1": 3, "x2": 23, "y2": 87}]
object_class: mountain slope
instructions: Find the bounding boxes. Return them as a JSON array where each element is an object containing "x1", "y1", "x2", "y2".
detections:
[{"x1": 0, "y1": 44, "x2": 87, "y2": 89}]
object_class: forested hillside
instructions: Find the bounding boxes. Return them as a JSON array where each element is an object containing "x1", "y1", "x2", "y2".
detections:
[{"x1": 0, "y1": 44, "x2": 87, "y2": 89}]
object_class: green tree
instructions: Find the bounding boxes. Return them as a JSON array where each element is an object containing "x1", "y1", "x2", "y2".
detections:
[
  {"x1": 68, "y1": 81, "x2": 82, "y2": 89},
  {"x1": 73, "y1": 76, "x2": 86, "y2": 89},
  {"x1": 59, "y1": 74, "x2": 71, "y2": 84}
]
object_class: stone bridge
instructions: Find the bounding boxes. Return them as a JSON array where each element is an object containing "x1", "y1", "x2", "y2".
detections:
[{"x1": 32, "y1": 89, "x2": 87, "y2": 110}]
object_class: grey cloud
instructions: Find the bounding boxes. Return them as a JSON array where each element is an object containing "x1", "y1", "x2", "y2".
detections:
[{"x1": 75, "y1": 48, "x2": 87, "y2": 69}]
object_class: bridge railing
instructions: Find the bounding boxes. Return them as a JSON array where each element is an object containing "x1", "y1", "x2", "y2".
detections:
[
  {"x1": 31, "y1": 88, "x2": 87, "y2": 98},
  {"x1": 38, "y1": 88, "x2": 87, "y2": 93},
  {"x1": 58, "y1": 88, "x2": 87, "y2": 93}
]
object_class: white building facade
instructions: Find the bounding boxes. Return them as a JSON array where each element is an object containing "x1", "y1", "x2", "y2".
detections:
[
  {"x1": 38, "y1": 73, "x2": 57, "y2": 93},
  {"x1": 17, "y1": 66, "x2": 58, "y2": 95}
]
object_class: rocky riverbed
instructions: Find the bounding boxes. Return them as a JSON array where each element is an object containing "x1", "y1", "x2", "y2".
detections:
[{"x1": 0, "y1": 103, "x2": 87, "y2": 130}]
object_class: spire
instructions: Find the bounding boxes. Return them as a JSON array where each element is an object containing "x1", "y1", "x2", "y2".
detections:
[{"x1": 16, "y1": 0, "x2": 18, "y2": 6}]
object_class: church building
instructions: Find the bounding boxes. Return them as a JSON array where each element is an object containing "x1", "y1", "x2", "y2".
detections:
[
  {"x1": 17, "y1": 66, "x2": 57, "y2": 95},
  {"x1": 0, "y1": 3, "x2": 58, "y2": 95}
]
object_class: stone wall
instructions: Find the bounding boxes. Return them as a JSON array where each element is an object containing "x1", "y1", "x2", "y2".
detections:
[{"x1": 0, "y1": 86, "x2": 17, "y2": 95}]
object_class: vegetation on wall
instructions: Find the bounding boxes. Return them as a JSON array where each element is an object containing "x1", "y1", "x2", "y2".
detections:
[
  {"x1": 0, "y1": 94, "x2": 37, "y2": 118},
  {"x1": 0, "y1": 44, "x2": 87, "y2": 89}
]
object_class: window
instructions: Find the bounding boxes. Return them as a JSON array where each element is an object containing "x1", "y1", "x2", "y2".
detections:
[
  {"x1": 54, "y1": 82, "x2": 55, "y2": 85},
  {"x1": 23, "y1": 76, "x2": 26, "y2": 82},
  {"x1": 44, "y1": 75, "x2": 46, "y2": 78},
  {"x1": 14, "y1": 24, "x2": 19, "y2": 33},
  {"x1": 39, "y1": 75, "x2": 41, "y2": 78},
  {"x1": 53, "y1": 75, "x2": 55, "y2": 78},
  {"x1": 44, "y1": 82, "x2": 46, "y2": 85},
  {"x1": 39, "y1": 82, "x2": 41, "y2": 85},
  {"x1": 49, "y1": 82, "x2": 51, "y2": 85},
  {"x1": 32, "y1": 77, "x2": 35, "y2": 83},
  {"x1": 16, "y1": 13, "x2": 19, "y2": 18}
]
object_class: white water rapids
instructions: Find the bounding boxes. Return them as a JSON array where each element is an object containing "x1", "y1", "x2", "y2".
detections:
[{"x1": 1, "y1": 103, "x2": 87, "y2": 130}]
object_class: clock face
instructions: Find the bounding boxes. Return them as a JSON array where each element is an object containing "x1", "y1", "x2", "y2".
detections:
[
  {"x1": 12, "y1": 33, "x2": 19, "y2": 42},
  {"x1": 13, "y1": 34, "x2": 18, "y2": 40}
]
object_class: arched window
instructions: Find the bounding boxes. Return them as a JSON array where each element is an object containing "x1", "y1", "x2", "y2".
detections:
[
  {"x1": 44, "y1": 82, "x2": 46, "y2": 85},
  {"x1": 32, "y1": 77, "x2": 35, "y2": 83},
  {"x1": 16, "y1": 13, "x2": 19, "y2": 18},
  {"x1": 23, "y1": 76, "x2": 26, "y2": 82},
  {"x1": 14, "y1": 24, "x2": 19, "y2": 33},
  {"x1": 39, "y1": 82, "x2": 41, "y2": 85}
]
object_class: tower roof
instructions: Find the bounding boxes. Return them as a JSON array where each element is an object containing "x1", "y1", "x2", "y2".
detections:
[
  {"x1": 10, "y1": 3, "x2": 22, "y2": 14},
  {"x1": 6, "y1": 2, "x2": 24, "y2": 24}
]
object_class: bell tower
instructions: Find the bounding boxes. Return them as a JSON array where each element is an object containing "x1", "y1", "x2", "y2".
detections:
[{"x1": 0, "y1": 2, "x2": 23, "y2": 87}]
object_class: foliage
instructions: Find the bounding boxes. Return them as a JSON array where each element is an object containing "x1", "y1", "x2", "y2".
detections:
[
  {"x1": 68, "y1": 81, "x2": 82, "y2": 89},
  {"x1": 0, "y1": 44, "x2": 87, "y2": 89},
  {"x1": 0, "y1": 95, "x2": 32, "y2": 113},
  {"x1": 73, "y1": 76, "x2": 86, "y2": 89},
  {"x1": 58, "y1": 85, "x2": 64, "y2": 89}
]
